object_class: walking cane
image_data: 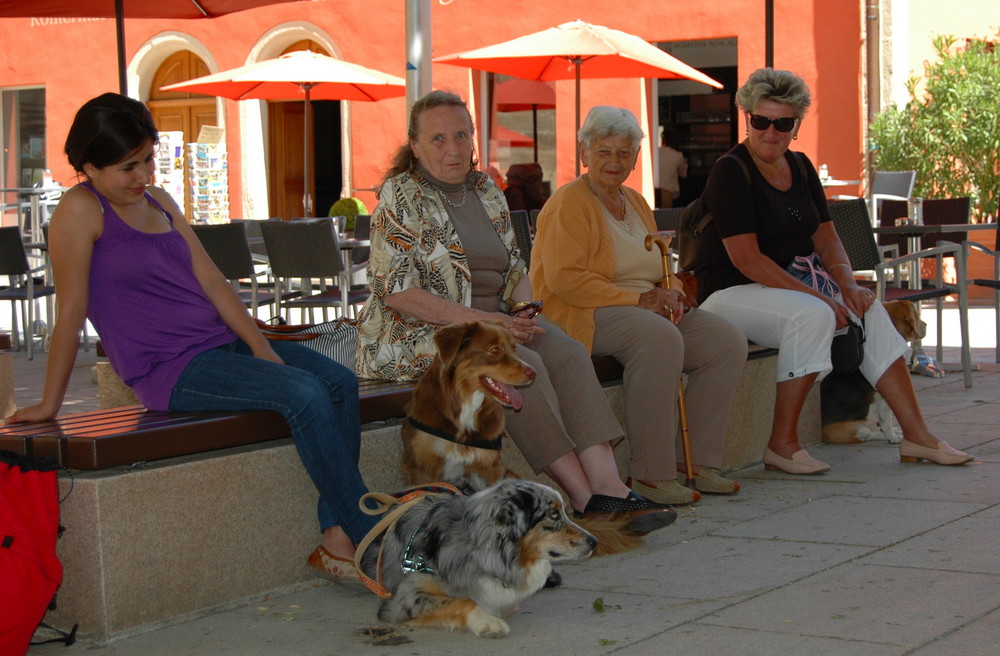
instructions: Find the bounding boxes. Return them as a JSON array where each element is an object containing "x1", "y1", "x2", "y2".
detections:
[{"x1": 644, "y1": 234, "x2": 696, "y2": 489}]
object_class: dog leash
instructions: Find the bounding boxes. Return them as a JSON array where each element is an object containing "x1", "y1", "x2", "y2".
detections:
[{"x1": 353, "y1": 482, "x2": 462, "y2": 598}]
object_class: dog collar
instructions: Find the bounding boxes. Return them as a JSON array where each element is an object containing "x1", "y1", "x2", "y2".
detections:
[
  {"x1": 406, "y1": 417, "x2": 503, "y2": 451},
  {"x1": 401, "y1": 525, "x2": 436, "y2": 575}
]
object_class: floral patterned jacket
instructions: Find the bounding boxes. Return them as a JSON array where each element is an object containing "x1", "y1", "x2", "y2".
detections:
[{"x1": 356, "y1": 170, "x2": 524, "y2": 381}]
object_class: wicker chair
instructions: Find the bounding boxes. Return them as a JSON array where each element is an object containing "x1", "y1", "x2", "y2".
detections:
[
  {"x1": 0, "y1": 227, "x2": 55, "y2": 359},
  {"x1": 828, "y1": 198, "x2": 971, "y2": 387},
  {"x1": 510, "y1": 209, "x2": 533, "y2": 268},
  {"x1": 192, "y1": 222, "x2": 280, "y2": 315},
  {"x1": 963, "y1": 220, "x2": 1000, "y2": 363},
  {"x1": 653, "y1": 207, "x2": 684, "y2": 232},
  {"x1": 259, "y1": 218, "x2": 368, "y2": 322},
  {"x1": 878, "y1": 197, "x2": 972, "y2": 255}
]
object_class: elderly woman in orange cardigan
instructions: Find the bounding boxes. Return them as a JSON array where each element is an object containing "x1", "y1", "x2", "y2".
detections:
[{"x1": 531, "y1": 106, "x2": 748, "y2": 505}]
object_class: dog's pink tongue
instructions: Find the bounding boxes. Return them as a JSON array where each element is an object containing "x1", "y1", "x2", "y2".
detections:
[{"x1": 483, "y1": 377, "x2": 524, "y2": 411}]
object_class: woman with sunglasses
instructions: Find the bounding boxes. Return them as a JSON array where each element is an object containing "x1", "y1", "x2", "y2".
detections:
[{"x1": 694, "y1": 68, "x2": 972, "y2": 473}]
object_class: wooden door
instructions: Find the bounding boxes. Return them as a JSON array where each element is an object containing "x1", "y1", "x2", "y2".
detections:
[
  {"x1": 147, "y1": 51, "x2": 216, "y2": 220},
  {"x1": 269, "y1": 101, "x2": 306, "y2": 218}
]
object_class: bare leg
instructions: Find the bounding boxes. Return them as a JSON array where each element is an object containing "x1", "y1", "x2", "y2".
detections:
[
  {"x1": 577, "y1": 442, "x2": 632, "y2": 498},
  {"x1": 767, "y1": 373, "x2": 818, "y2": 459},
  {"x1": 543, "y1": 444, "x2": 632, "y2": 513},
  {"x1": 875, "y1": 358, "x2": 937, "y2": 447},
  {"x1": 321, "y1": 526, "x2": 356, "y2": 560}
]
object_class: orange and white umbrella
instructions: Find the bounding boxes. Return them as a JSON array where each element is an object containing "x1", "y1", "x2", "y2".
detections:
[
  {"x1": 162, "y1": 50, "x2": 405, "y2": 216},
  {"x1": 435, "y1": 20, "x2": 723, "y2": 174}
]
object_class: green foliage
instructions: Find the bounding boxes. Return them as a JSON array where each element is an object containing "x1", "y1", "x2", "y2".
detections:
[
  {"x1": 868, "y1": 33, "x2": 1000, "y2": 221},
  {"x1": 327, "y1": 196, "x2": 368, "y2": 232}
]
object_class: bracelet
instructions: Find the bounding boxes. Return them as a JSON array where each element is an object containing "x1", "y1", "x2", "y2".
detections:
[{"x1": 829, "y1": 263, "x2": 853, "y2": 272}]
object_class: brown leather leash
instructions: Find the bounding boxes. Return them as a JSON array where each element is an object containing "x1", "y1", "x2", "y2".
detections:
[{"x1": 353, "y1": 482, "x2": 462, "y2": 598}]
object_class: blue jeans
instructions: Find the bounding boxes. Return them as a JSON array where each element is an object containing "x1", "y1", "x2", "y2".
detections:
[{"x1": 169, "y1": 339, "x2": 377, "y2": 544}]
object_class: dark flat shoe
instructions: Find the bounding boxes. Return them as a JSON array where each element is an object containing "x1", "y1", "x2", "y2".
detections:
[{"x1": 575, "y1": 492, "x2": 677, "y2": 534}]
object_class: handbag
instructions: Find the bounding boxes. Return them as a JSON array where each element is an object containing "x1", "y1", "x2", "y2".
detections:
[
  {"x1": 830, "y1": 317, "x2": 865, "y2": 374},
  {"x1": 786, "y1": 253, "x2": 865, "y2": 374},
  {"x1": 255, "y1": 318, "x2": 358, "y2": 370}
]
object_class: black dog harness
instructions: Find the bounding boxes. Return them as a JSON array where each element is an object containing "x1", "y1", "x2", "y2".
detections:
[{"x1": 406, "y1": 417, "x2": 503, "y2": 451}]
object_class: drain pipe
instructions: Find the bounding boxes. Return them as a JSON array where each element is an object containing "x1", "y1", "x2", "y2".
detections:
[{"x1": 865, "y1": 0, "x2": 881, "y2": 191}]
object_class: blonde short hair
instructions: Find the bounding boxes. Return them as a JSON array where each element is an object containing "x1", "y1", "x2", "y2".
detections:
[{"x1": 735, "y1": 68, "x2": 812, "y2": 118}]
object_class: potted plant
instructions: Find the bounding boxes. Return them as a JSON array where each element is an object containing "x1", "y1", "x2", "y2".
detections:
[{"x1": 327, "y1": 197, "x2": 368, "y2": 234}]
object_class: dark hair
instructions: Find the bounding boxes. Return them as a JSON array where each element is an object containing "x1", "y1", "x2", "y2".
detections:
[
  {"x1": 661, "y1": 126, "x2": 682, "y2": 149},
  {"x1": 383, "y1": 90, "x2": 477, "y2": 182},
  {"x1": 64, "y1": 93, "x2": 159, "y2": 174}
]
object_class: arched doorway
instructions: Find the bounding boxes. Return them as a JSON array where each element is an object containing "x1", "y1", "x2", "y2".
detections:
[
  {"x1": 269, "y1": 40, "x2": 344, "y2": 218},
  {"x1": 148, "y1": 51, "x2": 217, "y2": 220}
]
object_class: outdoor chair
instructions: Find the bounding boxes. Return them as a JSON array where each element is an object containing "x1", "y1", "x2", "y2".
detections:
[
  {"x1": 878, "y1": 197, "x2": 972, "y2": 254},
  {"x1": 510, "y1": 209, "x2": 533, "y2": 268},
  {"x1": 0, "y1": 226, "x2": 56, "y2": 359},
  {"x1": 962, "y1": 219, "x2": 1000, "y2": 363},
  {"x1": 653, "y1": 207, "x2": 684, "y2": 231},
  {"x1": 828, "y1": 198, "x2": 972, "y2": 387},
  {"x1": 230, "y1": 218, "x2": 276, "y2": 263},
  {"x1": 192, "y1": 222, "x2": 283, "y2": 316},
  {"x1": 529, "y1": 209, "x2": 542, "y2": 234},
  {"x1": 833, "y1": 170, "x2": 915, "y2": 229},
  {"x1": 259, "y1": 218, "x2": 368, "y2": 323}
]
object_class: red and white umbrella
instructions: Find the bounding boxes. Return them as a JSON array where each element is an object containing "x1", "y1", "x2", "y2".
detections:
[{"x1": 162, "y1": 50, "x2": 406, "y2": 216}]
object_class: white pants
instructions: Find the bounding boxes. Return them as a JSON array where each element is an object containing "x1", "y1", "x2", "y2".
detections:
[{"x1": 700, "y1": 284, "x2": 910, "y2": 385}]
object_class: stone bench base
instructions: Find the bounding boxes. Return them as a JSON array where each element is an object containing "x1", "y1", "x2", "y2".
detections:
[{"x1": 51, "y1": 353, "x2": 817, "y2": 642}]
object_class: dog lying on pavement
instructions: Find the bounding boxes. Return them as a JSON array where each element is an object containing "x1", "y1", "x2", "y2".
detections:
[
  {"x1": 821, "y1": 300, "x2": 926, "y2": 444},
  {"x1": 359, "y1": 479, "x2": 595, "y2": 638}
]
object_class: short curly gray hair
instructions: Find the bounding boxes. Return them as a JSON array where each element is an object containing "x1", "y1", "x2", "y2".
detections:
[
  {"x1": 577, "y1": 106, "x2": 644, "y2": 149},
  {"x1": 735, "y1": 68, "x2": 812, "y2": 118}
]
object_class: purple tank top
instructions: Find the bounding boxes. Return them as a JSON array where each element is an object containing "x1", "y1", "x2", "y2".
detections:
[{"x1": 83, "y1": 182, "x2": 236, "y2": 410}]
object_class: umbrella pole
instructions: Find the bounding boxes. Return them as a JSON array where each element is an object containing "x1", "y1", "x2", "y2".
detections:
[
  {"x1": 115, "y1": 0, "x2": 126, "y2": 94},
  {"x1": 303, "y1": 83, "x2": 315, "y2": 217},
  {"x1": 532, "y1": 104, "x2": 539, "y2": 163},
  {"x1": 574, "y1": 59, "x2": 582, "y2": 177},
  {"x1": 644, "y1": 234, "x2": 696, "y2": 488}
]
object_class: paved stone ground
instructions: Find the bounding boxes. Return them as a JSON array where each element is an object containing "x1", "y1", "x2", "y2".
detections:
[{"x1": 9, "y1": 305, "x2": 1000, "y2": 656}]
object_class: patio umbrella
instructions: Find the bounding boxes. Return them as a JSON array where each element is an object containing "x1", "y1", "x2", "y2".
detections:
[
  {"x1": 435, "y1": 20, "x2": 724, "y2": 175},
  {"x1": 493, "y1": 124, "x2": 535, "y2": 149},
  {"x1": 495, "y1": 79, "x2": 554, "y2": 161},
  {"x1": 0, "y1": 0, "x2": 304, "y2": 94},
  {"x1": 161, "y1": 50, "x2": 406, "y2": 216}
]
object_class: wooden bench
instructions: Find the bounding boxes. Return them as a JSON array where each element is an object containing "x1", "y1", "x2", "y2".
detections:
[
  {"x1": 0, "y1": 349, "x2": 777, "y2": 471},
  {"x1": 0, "y1": 377, "x2": 417, "y2": 470}
]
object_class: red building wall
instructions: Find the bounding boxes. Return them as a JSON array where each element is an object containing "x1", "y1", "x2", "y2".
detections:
[{"x1": 0, "y1": 1, "x2": 864, "y2": 215}]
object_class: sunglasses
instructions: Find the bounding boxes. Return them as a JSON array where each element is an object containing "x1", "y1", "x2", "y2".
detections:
[{"x1": 748, "y1": 114, "x2": 797, "y2": 133}]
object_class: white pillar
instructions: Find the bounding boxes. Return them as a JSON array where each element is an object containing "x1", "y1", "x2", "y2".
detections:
[{"x1": 405, "y1": 0, "x2": 432, "y2": 115}]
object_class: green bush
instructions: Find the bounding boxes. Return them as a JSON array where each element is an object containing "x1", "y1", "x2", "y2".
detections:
[
  {"x1": 327, "y1": 197, "x2": 368, "y2": 232},
  {"x1": 868, "y1": 33, "x2": 999, "y2": 221}
]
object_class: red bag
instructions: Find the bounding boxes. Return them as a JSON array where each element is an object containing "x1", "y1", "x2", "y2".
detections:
[{"x1": 0, "y1": 450, "x2": 64, "y2": 655}]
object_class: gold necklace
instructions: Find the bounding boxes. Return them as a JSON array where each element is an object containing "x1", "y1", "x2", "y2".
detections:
[
  {"x1": 584, "y1": 174, "x2": 626, "y2": 221},
  {"x1": 748, "y1": 149, "x2": 791, "y2": 188}
]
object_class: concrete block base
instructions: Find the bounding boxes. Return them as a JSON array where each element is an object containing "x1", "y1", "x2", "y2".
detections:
[{"x1": 57, "y1": 351, "x2": 816, "y2": 642}]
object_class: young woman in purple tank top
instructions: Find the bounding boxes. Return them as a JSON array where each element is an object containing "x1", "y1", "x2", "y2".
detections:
[{"x1": 7, "y1": 93, "x2": 376, "y2": 580}]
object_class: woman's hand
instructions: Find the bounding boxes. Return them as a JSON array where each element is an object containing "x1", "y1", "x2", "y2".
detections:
[
  {"x1": 840, "y1": 284, "x2": 877, "y2": 319},
  {"x1": 6, "y1": 403, "x2": 58, "y2": 425},
  {"x1": 499, "y1": 311, "x2": 545, "y2": 345},
  {"x1": 822, "y1": 295, "x2": 852, "y2": 330},
  {"x1": 252, "y1": 341, "x2": 286, "y2": 365},
  {"x1": 638, "y1": 287, "x2": 687, "y2": 324}
]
